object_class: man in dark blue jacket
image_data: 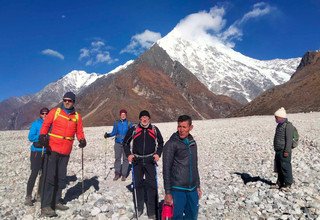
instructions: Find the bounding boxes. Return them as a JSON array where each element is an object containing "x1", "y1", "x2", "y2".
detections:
[
  {"x1": 123, "y1": 110, "x2": 164, "y2": 219},
  {"x1": 104, "y1": 109, "x2": 133, "y2": 181},
  {"x1": 163, "y1": 115, "x2": 202, "y2": 220},
  {"x1": 25, "y1": 107, "x2": 49, "y2": 206}
]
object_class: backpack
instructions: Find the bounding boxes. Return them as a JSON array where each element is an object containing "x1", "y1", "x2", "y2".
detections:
[
  {"x1": 286, "y1": 122, "x2": 299, "y2": 149},
  {"x1": 130, "y1": 124, "x2": 158, "y2": 154},
  {"x1": 292, "y1": 124, "x2": 299, "y2": 149}
]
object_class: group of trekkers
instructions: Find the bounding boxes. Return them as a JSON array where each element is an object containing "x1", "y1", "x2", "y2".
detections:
[{"x1": 24, "y1": 91, "x2": 295, "y2": 219}]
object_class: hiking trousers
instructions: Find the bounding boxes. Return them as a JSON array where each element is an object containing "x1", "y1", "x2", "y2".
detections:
[
  {"x1": 274, "y1": 151, "x2": 293, "y2": 187},
  {"x1": 41, "y1": 151, "x2": 70, "y2": 208},
  {"x1": 171, "y1": 189, "x2": 199, "y2": 220},
  {"x1": 114, "y1": 142, "x2": 129, "y2": 177},
  {"x1": 26, "y1": 151, "x2": 44, "y2": 197},
  {"x1": 133, "y1": 160, "x2": 157, "y2": 217}
]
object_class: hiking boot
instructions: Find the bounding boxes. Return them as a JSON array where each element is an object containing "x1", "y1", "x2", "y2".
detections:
[
  {"x1": 270, "y1": 184, "x2": 280, "y2": 189},
  {"x1": 280, "y1": 185, "x2": 291, "y2": 192},
  {"x1": 137, "y1": 210, "x2": 143, "y2": 217},
  {"x1": 113, "y1": 174, "x2": 121, "y2": 181},
  {"x1": 55, "y1": 203, "x2": 69, "y2": 211},
  {"x1": 121, "y1": 176, "x2": 126, "y2": 181},
  {"x1": 24, "y1": 195, "x2": 33, "y2": 206},
  {"x1": 41, "y1": 207, "x2": 58, "y2": 217}
]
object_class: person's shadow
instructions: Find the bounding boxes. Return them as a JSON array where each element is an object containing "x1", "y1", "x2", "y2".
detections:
[
  {"x1": 63, "y1": 176, "x2": 99, "y2": 203},
  {"x1": 234, "y1": 172, "x2": 273, "y2": 185}
]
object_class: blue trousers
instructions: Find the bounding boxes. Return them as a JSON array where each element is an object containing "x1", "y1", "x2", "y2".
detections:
[{"x1": 172, "y1": 189, "x2": 199, "y2": 220}]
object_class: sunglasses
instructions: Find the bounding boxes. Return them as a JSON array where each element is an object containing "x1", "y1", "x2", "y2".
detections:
[
  {"x1": 41, "y1": 112, "x2": 48, "y2": 115},
  {"x1": 63, "y1": 99, "x2": 74, "y2": 103}
]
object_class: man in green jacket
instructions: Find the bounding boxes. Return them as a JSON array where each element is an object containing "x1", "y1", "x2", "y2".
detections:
[{"x1": 273, "y1": 107, "x2": 294, "y2": 191}]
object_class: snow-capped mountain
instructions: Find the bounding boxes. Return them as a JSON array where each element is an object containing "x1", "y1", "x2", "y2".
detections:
[
  {"x1": 158, "y1": 28, "x2": 301, "y2": 103},
  {"x1": 0, "y1": 70, "x2": 102, "y2": 130},
  {"x1": 33, "y1": 70, "x2": 102, "y2": 106}
]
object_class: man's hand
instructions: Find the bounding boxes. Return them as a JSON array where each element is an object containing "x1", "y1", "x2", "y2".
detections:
[
  {"x1": 164, "y1": 194, "x2": 173, "y2": 205},
  {"x1": 104, "y1": 132, "x2": 110, "y2": 139},
  {"x1": 283, "y1": 151, "x2": 289, "y2": 158},
  {"x1": 128, "y1": 154, "x2": 135, "y2": 163},
  {"x1": 33, "y1": 142, "x2": 42, "y2": 148},
  {"x1": 39, "y1": 134, "x2": 49, "y2": 147},
  {"x1": 78, "y1": 139, "x2": 87, "y2": 148},
  {"x1": 153, "y1": 154, "x2": 160, "y2": 162},
  {"x1": 197, "y1": 187, "x2": 202, "y2": 199}
]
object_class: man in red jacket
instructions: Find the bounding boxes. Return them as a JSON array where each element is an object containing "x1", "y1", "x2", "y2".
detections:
[{"x1": 39, "y1": 92, "x2": 86, "y2": 217}]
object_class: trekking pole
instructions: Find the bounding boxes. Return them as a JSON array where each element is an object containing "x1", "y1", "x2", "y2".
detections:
[
  {"x1": 154, "y1": 162, "x2": 160, "y2": 220},
  {"x1": 34, "y1": 146, "x2": 45, "y2": 201},
  {"x1": 105, "y1": 167, "x2": 114, "y2": 180},
  {"x1": 81, "y1": 147, "x2": 84, "y2": 205},
  {"x1": 105, "y1": 138, "x2": 107, "y2": 177},
  {"x1": 131, "y1": 162, "x2": 139, "y2": 220}
]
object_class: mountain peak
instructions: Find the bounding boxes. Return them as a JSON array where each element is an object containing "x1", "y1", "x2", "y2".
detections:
[{"x1": 158, "y1": 29, "x2": 300, "y2": 103}]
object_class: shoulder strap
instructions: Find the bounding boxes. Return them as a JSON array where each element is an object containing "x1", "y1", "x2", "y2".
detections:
[
  {"x1": 152, "y1": 125, "x2": 158, "y2": 153},
  {"x1": 54, "y1": 108, "x2": 61, "y2": 121},
  {"x1": 53, "y1": 107, "x2": 78, "y2": 123}
]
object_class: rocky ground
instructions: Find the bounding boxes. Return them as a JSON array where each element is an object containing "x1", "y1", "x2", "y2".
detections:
[{"x1": 0, "y1": 112, "x2": 320, "y2": 220}]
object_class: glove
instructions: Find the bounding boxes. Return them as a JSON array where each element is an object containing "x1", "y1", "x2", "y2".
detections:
[
  {"x1": 79, "y1": 139, "x2": 87, "y2": 148},
  {"x1": 104, "y1": 132, "x2": 110, "y2": 139},
  {"x1": 33, "y1": 142, "x2": 42, "y2": 148},
  {"x1": 283, "y1": 151, "x2": 289, "y2": 158},
  {"x1": 39, "y1": 134, "x2": 49, "y2": 147}
]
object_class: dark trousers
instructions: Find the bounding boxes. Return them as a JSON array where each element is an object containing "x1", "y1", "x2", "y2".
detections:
[
  {"x1": 275, "y1": 151, "x2": 293, "y2": 187},
  {"x1": 133, "y1": 160, "x2": 157, "y2": 216},
  {"x1": 26, "y1": 151, "x2": 44, "y2": 196},
  {"x1": 114, "y1": 142, "x2": 129, "y2": 177},
  {"x1": 41, "y1": 152, "x2": 70, "y2": 209}
]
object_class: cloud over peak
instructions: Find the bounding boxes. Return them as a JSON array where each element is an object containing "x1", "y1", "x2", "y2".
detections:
[{"x1": 172, "y1": 2, "x2": 276, "y2": 48}]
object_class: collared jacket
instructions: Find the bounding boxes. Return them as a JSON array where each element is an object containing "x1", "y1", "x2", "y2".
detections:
[
  {"x1": 108, "y1": 119, "x2": 133, "y2": 144},
  {"x1": 274, "y1": 119, "x2": 294, "y2": 153},
  {"x1": 40, "y1": 107, "x2": 85, "y2": 155},
  {"x1": 28, "y1": 118, "x2": 46, "y2": 152},
  {"x1": 163, "y1": 132, "x2": 200, "y2": 194},
  {"x1": 123, "y1": 123, "x2": 164, "y2": 159}
]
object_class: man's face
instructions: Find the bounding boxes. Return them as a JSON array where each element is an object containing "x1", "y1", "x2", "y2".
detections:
[
  {"x1": 177, "y1": 121, "x2": 193, "y2": 139},
  {"x1": 140, "y1": 116, "x2": 150, "y2": 126},
  {"x1": 63, "y1": 98, "x2": 74, "y2": 109},
  {"x1": 40, "y1": 111, "x2": 48, "y2": 120},
  {"x1": 120, "y1": 113, "x2": 127, "y2": 120}
]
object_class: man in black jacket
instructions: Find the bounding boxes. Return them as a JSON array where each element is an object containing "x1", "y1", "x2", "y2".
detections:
[
  {"x1": 273, "y1": 107, "x2": 294, "y2": 191},
  {"x1": 163, "y1": 115, "x2": 202, "y2": 220},
  {"x1": 123, "y1": 110, "x2": 164, "y2": 219}
]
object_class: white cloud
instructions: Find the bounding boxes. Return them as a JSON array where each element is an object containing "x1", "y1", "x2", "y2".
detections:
[
  {"x1": 121, "y1": 29, "x2": 162, "y2": 55},
  {"x1": 41, "y1": 49, "x2": 64, "y2": 60},
  {"x1": 173, "y1": 2, "x2": 275, "y2": 48},
  {"x1": 79, "y1": 40, "x2": 118, "y2": 66}
]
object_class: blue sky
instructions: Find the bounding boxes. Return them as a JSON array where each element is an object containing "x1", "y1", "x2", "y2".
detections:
[{"x1": 0, "y1": 0, "x2": 320, "y2": 101}]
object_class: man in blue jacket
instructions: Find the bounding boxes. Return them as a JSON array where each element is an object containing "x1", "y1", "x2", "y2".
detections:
[
  {"x1": 163, "y1": 115, "x2": 202, "y2": 220},
  {"x1": 25, "y1": 107, "x2": 49, "y2": 206},
  {"x1": 104, "y1": 109, "x2": 133, "y2": 181}
]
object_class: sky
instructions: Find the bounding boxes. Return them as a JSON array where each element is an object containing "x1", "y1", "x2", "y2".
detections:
[{"x1": 0, "y1": 0, "x2": 320, "y2": 101}]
